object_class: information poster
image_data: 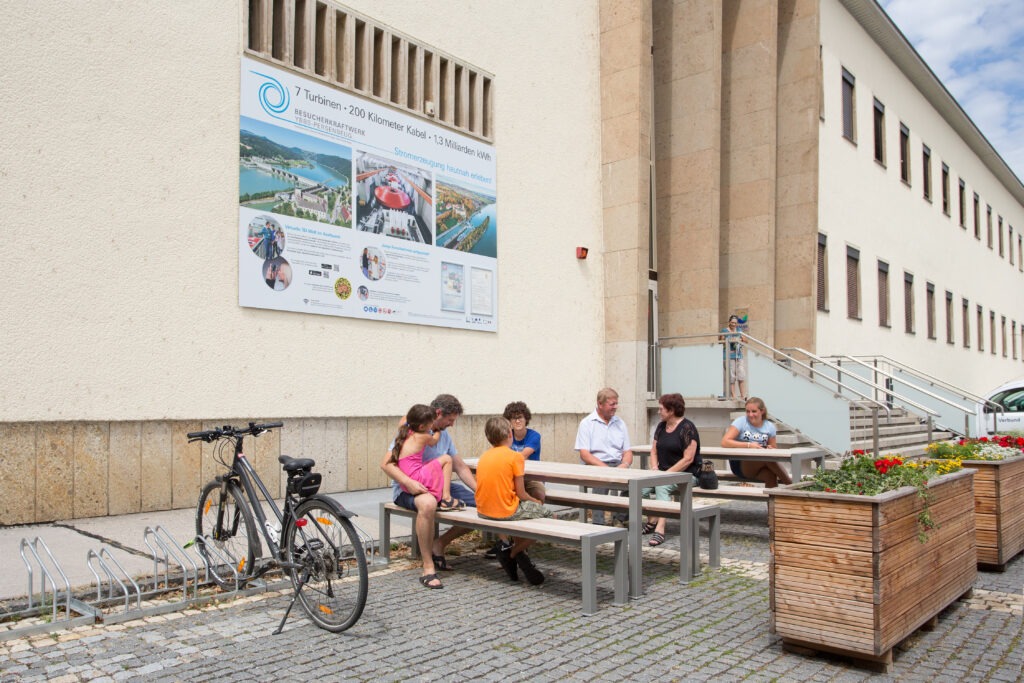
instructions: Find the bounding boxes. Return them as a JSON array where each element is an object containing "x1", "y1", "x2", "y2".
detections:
[{"x1": 238, "y1": 56, "x2": 498, "y2": 331}]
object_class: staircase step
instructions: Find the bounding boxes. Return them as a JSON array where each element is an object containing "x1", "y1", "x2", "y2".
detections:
[{"x1": 850, "y1": 423, "x2": 937, "y2": 439}]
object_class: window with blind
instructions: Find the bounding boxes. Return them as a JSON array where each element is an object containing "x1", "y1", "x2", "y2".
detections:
[
  {"x1": 1014, "y1": 321, "x2": 1018, "y2": 360},
  {"x1": 817, "y1": 234, "x2": 828, "y2": 312},
  {"x1": 1010, "y1": 226, "x2": 1015, "y2": 265},
  {"x1": 977, "y1": 305, "x2": 984, "y2": 351},
  {"x1": 962, "y1": 298, "x2": 970, "y2": 348},
  {"x1": 873, "y1": 99, "x2": 886, "y2": 165},
  {"x1": 244, "y1": 0, "x2": 494, "y2": 142},
  {"x1": 899, "y1": 123, "x2": 910, "y2": 183},
  {"x1": 903, "y1": 272, "x2": 914, "y2": 334},
  {"x1": 841, "y1": 69, "x2": 856, "y2": 142},
  {"x1": 941, "y1": 163, "x2": 950, "y2": 215},
  {"x1": 1019, "y1": 235, "x2": 1023, "y2": 272},
  {"x1": 990, "y1": 311, "x2": 996, "y2": 355},
  {"x1": 926, "y1": 282, "x2": 935, "y2": 339},
  {"x1": 959, "y1": 179, "x2": 966, "y2": 228},
  {"x1": 998, "y1": 216, "x2": 1004, "y2": 257},
  {"x1": 922, "y1": 145, "x2": 932, "y2": 200},
  {"x1": 987, "y1": 205, "x2": 993, "y2": 248},
  {"x1": 877, "y1": 261, "x2": 890, "y2": 328},
  {"x1": 847, "y1": 247, "x2": 861, "y2": 320},
  {"x1": 945, "y1": 291, "x2": 954, "y2": 344},
  {"x1": 1001, "y1": 316, "x2": 1007, "y2": 357},
  {"x1": 974, "y1": 194, "x2": 981, "y2": 240}
]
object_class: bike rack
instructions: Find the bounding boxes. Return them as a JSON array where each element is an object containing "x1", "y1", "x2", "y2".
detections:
[
  {"x1": 12, "y1": 537, "x2": 100, "y2": 636},
  {"x1": 143, "y1": 526, "x2": 201, "y2": 602},
  {"x1": 86, "y1": 547, "x2": 142, "y2": 614},
  {"x1": 350, "y1": 520, "x2": 377, "y2": 565},
  {"x1": 192, "y1": 535, "x2": 242, "y2": 599}
]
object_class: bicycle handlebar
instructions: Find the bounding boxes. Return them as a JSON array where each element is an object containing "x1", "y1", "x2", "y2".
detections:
[{"x1": 187, "y1": 421, "x2": 284, "y2": 442}]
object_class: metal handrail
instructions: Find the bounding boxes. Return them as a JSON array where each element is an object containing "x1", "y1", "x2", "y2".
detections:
[
  {"x1": 816, "y1": 353, "x2": 981, "y2": 435},
  {"x1": 838, "y1": 354, "x2": 1005, "y2": 414},
  {"x1": 661, "y1": 332, "x2": 893, "y2": 416},
  {"x1": 782, "y1": 348, "x2": 941, "y2": 420}
]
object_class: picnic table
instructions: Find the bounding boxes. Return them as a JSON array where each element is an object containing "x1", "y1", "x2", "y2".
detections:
[
  {"x1": 465, "y1": 458, "x2": 692, "y2": 599},
  {"x1": 633, "y1": 445, "x2": 826, "y2": 480}
]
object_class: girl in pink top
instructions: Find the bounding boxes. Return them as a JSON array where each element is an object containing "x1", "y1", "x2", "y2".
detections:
[{"x1": 388, "y1": 404, "x2": 465, "y2": 511}]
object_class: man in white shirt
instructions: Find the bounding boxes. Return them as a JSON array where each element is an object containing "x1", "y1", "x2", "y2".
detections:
[{"x1": 575, "y1": 387, "x2": 633, "y2": 524}]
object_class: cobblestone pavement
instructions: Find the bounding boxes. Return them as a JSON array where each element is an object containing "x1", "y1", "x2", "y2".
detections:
[{"x1": 2, "y1": 502, "x2": 1021, "y2": 682}]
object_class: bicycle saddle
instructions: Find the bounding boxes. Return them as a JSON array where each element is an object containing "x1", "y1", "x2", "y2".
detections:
[{"x1": 279, "y1": 455, "x2": 316, "y2": 472}]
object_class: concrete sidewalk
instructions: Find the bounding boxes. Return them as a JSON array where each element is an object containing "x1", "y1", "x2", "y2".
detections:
[{"x1": 0, "y1": 487, "x2": 404, "y2": 604}]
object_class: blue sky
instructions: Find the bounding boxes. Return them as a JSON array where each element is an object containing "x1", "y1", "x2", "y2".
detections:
[{"x1": 880, "y1": 0, "x2": 1024, "y2": 182}]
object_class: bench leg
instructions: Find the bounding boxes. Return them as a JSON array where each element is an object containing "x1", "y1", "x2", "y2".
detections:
[
  {"x1": 378, "y1": 502, "x2": 391, "y2": 564},
  {"x1": 691, "y1": 516, "x2": 701, "y2": 578},
  {"x1": 581, "y1": 536, "x2": 597, "y2": 616},
  {"x1": 678, "y1": 483, "x2": 694, "y2": 584}
]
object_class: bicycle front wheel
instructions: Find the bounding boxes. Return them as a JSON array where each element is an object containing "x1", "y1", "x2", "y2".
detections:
[
  {"x1": 283, "y1": 496, "x2": 368, "y2": 632},
  {"x1": 196, "y1": 480, "x2": 258, "y2": 589}
]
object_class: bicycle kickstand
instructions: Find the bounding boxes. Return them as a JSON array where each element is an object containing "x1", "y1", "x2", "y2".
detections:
[{"x1": 273, "y1": 569, "x2": 307, "y2": 635}]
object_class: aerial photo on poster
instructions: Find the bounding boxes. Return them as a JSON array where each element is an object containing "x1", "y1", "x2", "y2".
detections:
[
  {"x1": 239, "y1": 116, "x2": 353, "y2": 228},
  {"x1": 435, "y1": 178, "x2": 497, "y2": 258},
  {"x1": 354, "y1": 152, "x2": 433, "y2": 244}
]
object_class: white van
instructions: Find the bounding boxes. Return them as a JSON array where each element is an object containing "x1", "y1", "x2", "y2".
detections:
[{"x1": 976, "y1": 377, "x2": 1024, "y2": 436}]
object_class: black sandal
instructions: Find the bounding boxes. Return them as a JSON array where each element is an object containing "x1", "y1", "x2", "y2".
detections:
[
  {"x1": 641, "y1": 522, "x2": 657, "y2": 535},
  {"x1": 648, "y1": 532, "x2": 665, "y2": 547},
  {"x1": 432, "y1": 554, "x2": 452, "y2": 571},
  {"x1": 439, "y1": 498, "x2": 466, "y2": 511},
  {"x1": 419, "y1": 573, "x2": 443, "y2": 589}
]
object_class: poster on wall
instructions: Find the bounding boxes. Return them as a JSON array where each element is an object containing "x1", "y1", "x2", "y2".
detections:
[{"x1": 238, "y1": 56, "x2": 497, "y2": 332}]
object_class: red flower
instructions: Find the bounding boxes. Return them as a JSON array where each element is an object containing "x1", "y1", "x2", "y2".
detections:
[
  {"x1": 979, "y1": 437, "x2": 989, "y2": 442},
  {"x1": 1016, "y1": 437, "x2": 1024, "y2": 447}
]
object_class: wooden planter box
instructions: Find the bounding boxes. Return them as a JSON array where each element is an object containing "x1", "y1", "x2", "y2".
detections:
[
  {"x1": 767, "y1": 470, "x2": 976, "y2": 670},
  {"x1": 965, "y1": 455, "x2": 1024, "y2": 569}
]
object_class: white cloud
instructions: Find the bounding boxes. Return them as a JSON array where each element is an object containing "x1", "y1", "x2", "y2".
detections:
[{"x1": 880, "y1": 0, "x2": 1024, "y2": 181}]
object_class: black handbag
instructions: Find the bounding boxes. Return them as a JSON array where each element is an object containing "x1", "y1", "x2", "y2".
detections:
[{"x1": 696, "y1": 459, "x2": 719, "y2": 490}]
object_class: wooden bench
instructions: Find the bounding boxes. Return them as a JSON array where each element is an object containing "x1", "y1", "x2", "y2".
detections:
[
  {"x1": 542, "y1": 490, "x2": 721, "y2": 578},
  {"x1": 693, "y1": 484, "x2": 768, "y2": 500},
  {"x1": 378, "y1": 502, "x2": 628, "y2": 615}
]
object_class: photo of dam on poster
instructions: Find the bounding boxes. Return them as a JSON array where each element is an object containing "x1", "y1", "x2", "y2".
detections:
[{"x1": 237, "y1": 55, "x2": 497, "y2": 332}]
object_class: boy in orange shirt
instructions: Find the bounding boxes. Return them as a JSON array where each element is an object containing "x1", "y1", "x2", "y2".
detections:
[{"x1": 475, "y1": 416, "x2": 550, "y2": 585}]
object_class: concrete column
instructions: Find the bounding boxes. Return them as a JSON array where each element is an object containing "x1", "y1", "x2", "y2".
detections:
[{"x1": 599, "y1": 0, "x2": 653, "y2": 439}]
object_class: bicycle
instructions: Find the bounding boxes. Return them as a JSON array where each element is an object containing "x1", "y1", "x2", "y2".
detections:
[{"x1": 188, "y1": 421, "x2": 368, "y2": 633}]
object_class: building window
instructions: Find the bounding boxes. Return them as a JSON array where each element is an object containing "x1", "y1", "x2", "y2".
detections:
[
  {"x1": 962, "y1": 298, "x2": 970, "y2": 348},
  {"x1": 987, "y1": 205, "x2": 993, "y2": 249},
  {"x1": 926, "y1": 282, "x2": 935, "y2": 340},
  {"x1": 1019, "y1": 234, "x2": 1023, "y2": 272},
  {"x1": 1002, "y1": 316, "x2": 1008, "y2": 357},
  {"x1": 899, "y1": 123, "x2": 911, "y2": 184},
  {"x1": 974, "y1": 193, "x2": 981, "y2": 240},
  {"x1": 903, "y1": 272, "x2": 915, "y2": 334},
  {"x1": 841, "y1": 68, "x2": 856, "y2": 142},
  {"x1": 998, "y1": 216, "x2": 1004, "y2": 257},
  {"x1": 873, "y1": 99, "x2": 886, "y2": 165},
  {"x1": 847, "y1": 247, "x2": 861, "y2": 320},
  {"x1": 958, "y1": 179, "x2": 966, "y2": 228},
  {"x1": 941, "y1": 163, "x2": 950, "y2": 215},
  {"x1": 1014, "y1": 321, "x2": 1019, "y2": 360},
  {"x1": 817, "y1": 233, "x2": 828, "y2": 312},
  {"x1": 990, "y1": 311, "x2": 997, "y2": 355},
  {"x1": 921, "y1": 145, "x2": 932, "y2": 200},
  {"x1": 977, "y1": 305, "x2": 984, "y2": 352},
  {"x1": 1010, "y1": 226, "x2": 1015, "y2": 265},
  {"x1": 945, "y1": 291, "x2": 954, "y2": 344},
  {"x1": 244, "y1": 0, "x2": 494, "y2": 141},
  {"x1": 878, "y1": 260, "x2": 890, "y2": 328}
]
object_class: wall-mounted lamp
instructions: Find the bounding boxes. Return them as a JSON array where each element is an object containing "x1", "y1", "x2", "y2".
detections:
[{"x1": 576, "y1": 246, "x2": 589, "y2": 259}]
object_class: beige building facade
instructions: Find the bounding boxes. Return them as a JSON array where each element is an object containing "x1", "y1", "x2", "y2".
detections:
[{"x1": 2, "y1": 0, "x2": 1022, "y2": 524}]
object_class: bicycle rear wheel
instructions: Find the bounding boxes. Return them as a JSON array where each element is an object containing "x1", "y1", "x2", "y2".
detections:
[
  {"x1": 196, "y1": 480, "x2": 258, "y2": 588},
  {"x1": 283, "y1": 496, "x2": 368, "y2": 632}
]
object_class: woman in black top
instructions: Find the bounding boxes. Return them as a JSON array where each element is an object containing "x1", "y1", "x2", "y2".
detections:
[{"x1": 643, "y1": 392, "x2": 701, "y2": 546}]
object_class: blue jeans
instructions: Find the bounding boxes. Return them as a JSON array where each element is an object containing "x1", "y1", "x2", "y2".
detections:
[{"x1": 395, "y1": 480, "x2": 476, "y2": 510}]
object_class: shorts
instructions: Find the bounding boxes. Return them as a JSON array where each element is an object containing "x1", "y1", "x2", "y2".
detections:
[
  {"x1": 479, "y1": 500, "x2": 552, "y2": 521},
  {"x1": 729, "y1": 357, "x2": 747, "y2": 382},
  {"x1": 395, "y1": 480, "x2": 476, "y2": 511},
  {"x1": 524, "y1": 478, "x2": 546, "y2": 502}
]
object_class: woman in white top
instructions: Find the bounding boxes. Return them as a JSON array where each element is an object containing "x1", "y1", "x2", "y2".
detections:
[{"x1": 720, "y1": 397, "x2": 792, "y2": 488}]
